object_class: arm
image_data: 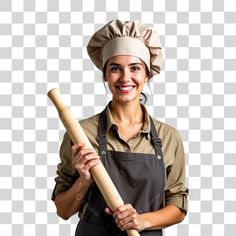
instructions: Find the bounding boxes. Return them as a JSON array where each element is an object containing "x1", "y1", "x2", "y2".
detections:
[
  {"x1": 139, "y1": 205, "x2": 185, "y2": 230},
  {"x1": 107, "y1": 204, "x2": 185, "y2": 232},
  {"x1": 54, "y1": 177, "x2": 91, "y2": 220}
]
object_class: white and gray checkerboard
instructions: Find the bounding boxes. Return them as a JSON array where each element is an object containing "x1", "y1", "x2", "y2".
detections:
[{"x1": 0, "y1": 0, "x2": 236, "y2": 235}]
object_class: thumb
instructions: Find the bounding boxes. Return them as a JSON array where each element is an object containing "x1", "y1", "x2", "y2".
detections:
[{"x1": 104, "y1": 207, "x2": 112, "y2": 215}]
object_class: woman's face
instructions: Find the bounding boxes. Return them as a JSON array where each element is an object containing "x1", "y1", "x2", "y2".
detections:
[{"x1": 104, "y1": 55, "x2": 148, "y2": 104}]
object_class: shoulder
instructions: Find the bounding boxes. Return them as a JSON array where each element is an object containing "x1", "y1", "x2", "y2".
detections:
[
  {"x1": 152, "y1": 118, "x2": 185, "y2": 167},
  {"x1": 152, "y1": 117, "x2": 184, "y2": 151},
  {"x1": 79, "y1": 113, "x2": 100, "y2": 128},
  {"x1": 79, "y1": 113, "x2": 100, "y2": 136}
]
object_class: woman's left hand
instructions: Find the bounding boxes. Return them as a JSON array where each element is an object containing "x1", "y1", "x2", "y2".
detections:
[{"x1": 105, "y1": 204, "x2": 145, "y2": 232}]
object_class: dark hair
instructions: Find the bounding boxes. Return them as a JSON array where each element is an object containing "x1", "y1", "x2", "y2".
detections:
[
  {"x1": 102, "y1": 63, "x2": 107, "y2": 78},
  {"x1": 140, "y1": 92, "x2": 147, "y2": 104}
]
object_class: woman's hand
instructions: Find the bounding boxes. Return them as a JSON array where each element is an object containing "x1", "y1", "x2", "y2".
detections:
[
  {"x1": 72, "y1": 143, "x2": 101, "y2": 184},
  {"x1": 105, "y1": 204, "x2": 145, "y2": 232}
]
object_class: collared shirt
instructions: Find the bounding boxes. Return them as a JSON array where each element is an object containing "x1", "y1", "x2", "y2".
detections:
[{"x1": 52, "y1": 104, "x2": 188, "y2": 213}]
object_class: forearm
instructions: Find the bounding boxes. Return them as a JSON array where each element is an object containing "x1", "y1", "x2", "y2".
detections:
[
  {"x1": 140, "y1": 205, "x2": 185, "y2": 231},
  {"x1": 54, "y1": 177, "x2": 91, "y2": 220}
]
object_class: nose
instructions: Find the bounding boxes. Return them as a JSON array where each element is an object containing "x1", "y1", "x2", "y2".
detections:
[{"x1": 119, "y1": 68, "x2": 130, "y2": 83}]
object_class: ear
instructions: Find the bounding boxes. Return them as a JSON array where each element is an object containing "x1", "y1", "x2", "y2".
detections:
[{"x1": 144, "y1": 75, "x2": 149, "y2": 82}]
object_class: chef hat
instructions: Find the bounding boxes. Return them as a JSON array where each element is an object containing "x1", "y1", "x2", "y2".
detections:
[{"x1": 87, "y1": 19, "x2": 163, "y2": 77}]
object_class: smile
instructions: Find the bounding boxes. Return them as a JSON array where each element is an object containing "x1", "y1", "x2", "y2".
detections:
[{"x1": 116, "y1": 85, "x2": 135, "y2": 92}]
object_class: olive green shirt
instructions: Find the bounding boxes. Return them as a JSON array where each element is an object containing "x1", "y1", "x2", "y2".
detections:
[{"x1": 52, "y1": 104, "x2": 188, "y2": 213}]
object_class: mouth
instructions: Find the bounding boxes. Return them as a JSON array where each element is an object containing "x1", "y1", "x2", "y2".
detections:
[{"x1": 116, "y1": 85, "x2": 135, "y2": 93}]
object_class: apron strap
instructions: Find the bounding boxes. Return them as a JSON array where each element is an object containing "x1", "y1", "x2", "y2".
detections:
[
  {"x1": 98, "y1": 108, "x2": 107, "y2": 158},
  {"x1": 149, "y1": 116, "x2": 163, "y2": 158}
]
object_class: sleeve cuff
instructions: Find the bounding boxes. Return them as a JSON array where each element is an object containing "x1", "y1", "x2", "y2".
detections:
[{"x1": 165, "y1": 191, "x2": 188, "y2": 214}]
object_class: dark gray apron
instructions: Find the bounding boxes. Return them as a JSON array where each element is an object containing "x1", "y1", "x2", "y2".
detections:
[{"x1": 76, "y1": 108, "x2": 165, "y2": 236}]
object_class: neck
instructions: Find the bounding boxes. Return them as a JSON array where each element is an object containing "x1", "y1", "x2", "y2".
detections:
[{"x1": 110, "y1": 100, "x2": 144, "y2": 124}]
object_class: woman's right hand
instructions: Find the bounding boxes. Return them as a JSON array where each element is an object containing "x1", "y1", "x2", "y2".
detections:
[{"x1": 72, "y1": 143, "x2": 101, "y2": 184}]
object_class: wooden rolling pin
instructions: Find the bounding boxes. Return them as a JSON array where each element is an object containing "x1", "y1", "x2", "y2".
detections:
[{"x1": 48, "y1": 88, "x2": 140, "y2": 236}]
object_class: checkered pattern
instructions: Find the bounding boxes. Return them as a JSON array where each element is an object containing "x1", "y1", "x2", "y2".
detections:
[{"x1": 0, "y1": 0, "x2": 236, "y2": 235}]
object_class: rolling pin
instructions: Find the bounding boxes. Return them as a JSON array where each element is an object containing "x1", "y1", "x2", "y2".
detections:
[{"x1": 48, "y1": 88, "x2": 140, "y2": 236}]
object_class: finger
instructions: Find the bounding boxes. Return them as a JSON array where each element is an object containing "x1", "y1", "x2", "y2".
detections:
[
  {"x1": 113, "y1": 204, "x2": 133, "y2": 218},
  {"x1": 74, "y1": 154, "x2": 100, "y2": 172},
  {"x1": 116, "y1": 215, "x2": 134, "y2": 230},
  {"x1": 115, "y1": 211, "x2": 138, "y2": 231},
  {"x1": 113, "y1": 206, "x2": 137, "y2": 227},
  {"x1": 119, "y1": 220, "x2": 137, "y2": 231},
  {"x1": 72, "y1": 148, "x2": 96, "y2": 164},
  {"x1": 79, "y1": 152, "x2": 100, "y2": 164},
  {"x1": 104, "y1": 208, "x2": 112, "y2": 215},
  {"x1": 83, "y1": 158, "x2": 101, "y2": 171},
  {"x1": 79, "y1": 148, "x2": 96, "y2": 158},
  {"x1": 71, "y1": 144, "x2": 79, "y2": 156},
  {"x1": 71, "y1": 143, "x2": 86, "y2": 156},
  {"x1": 114, "y1": 209, "x2": 132, "y2": 223}
]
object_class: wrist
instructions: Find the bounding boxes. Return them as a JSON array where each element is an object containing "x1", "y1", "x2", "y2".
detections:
[
  {"x1": 73, "y1": 177, "x2": 91, "y2": 201},
  {"x1": 78, "y1": 176, "x2": 93, "y2": 188},
  {"x1": 139, "y1": 213, "x2": 155, "y2": 231}
]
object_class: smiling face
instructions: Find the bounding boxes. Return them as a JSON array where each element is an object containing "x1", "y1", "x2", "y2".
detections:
[{"x1": 104, "y1": 55, "x2": 149, "y2": 105}]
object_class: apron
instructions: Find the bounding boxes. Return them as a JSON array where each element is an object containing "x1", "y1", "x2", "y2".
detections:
[{"x1": 76, "y1": 108, "x2": 165, "y2": 236}]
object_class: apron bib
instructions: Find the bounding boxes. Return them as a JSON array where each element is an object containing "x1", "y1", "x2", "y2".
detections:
[{"x1": 76, "y1": 109, "x2": 165, "y2": 236}]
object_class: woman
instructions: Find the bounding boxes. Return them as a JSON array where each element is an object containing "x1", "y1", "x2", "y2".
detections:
[{"x1": 52, "y1": 19, "x2": 188, "y2": 235}]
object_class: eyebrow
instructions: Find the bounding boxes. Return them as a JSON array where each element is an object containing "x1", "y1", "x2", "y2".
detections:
[{"x1": 108, "y1": 62, "x2": 143, "y2": 67}]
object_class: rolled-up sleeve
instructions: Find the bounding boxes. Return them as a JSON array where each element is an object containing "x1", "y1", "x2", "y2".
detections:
[
  {"x1": 164, "y1": 130, "x2": 188, "y2": 214},
  {"x1": 51, "y1": 132, "x2": 79, "y2": 201}
]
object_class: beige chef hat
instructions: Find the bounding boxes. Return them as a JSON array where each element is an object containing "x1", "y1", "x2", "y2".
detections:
[{"x1": 87, "y1": 19, "x2": 163, "y2": 77}]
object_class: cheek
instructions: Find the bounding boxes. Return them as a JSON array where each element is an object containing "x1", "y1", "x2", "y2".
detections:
[
  {"x1": 106, "y1": 74, "x2": 118, "y2": 84},
  {"x1": 136, "y1": 75, "x2": 148, "y2": 85}
]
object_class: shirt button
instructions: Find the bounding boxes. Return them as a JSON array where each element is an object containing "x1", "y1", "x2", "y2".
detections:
[
  {"x1": 101, "y1": 151, "x2": 106, "y2": 155},
  {"x1": 157, "y1": 155, "x2": 161, "y2": 159}
]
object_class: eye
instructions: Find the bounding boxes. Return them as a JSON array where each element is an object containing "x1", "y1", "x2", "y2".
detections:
[
  {"x1": 130, "y1": 65, "x2": 141, "y2": 72},
  {"x1": 110, "y1": 66, "x2": 121, "y2": 72}
]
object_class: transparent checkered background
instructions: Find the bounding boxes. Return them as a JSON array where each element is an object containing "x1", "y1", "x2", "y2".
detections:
[{"x1": 0, "y1": 0, "x2": 236, "y2": 235}]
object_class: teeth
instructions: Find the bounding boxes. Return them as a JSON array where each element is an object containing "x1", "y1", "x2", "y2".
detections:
[{"x1": 118, "y1": 86, "x2": 133, "y2": 91}]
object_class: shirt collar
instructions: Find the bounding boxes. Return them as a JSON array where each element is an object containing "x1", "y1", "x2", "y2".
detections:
[{"x1": 105, "y1": 102, "x2": 151, "y2": 139}]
